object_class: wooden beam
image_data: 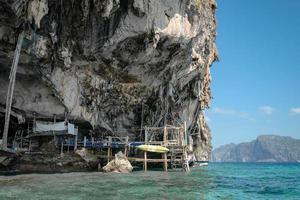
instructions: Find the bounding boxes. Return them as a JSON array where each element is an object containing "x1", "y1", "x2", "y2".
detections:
[
  {"x1": 107, "y1": 147, "x2": 111, "y2": 162},
  {"x1": 67, "y1": 136, "x2": 70, "y2": 152},
  {"x1": 99, "y1": 155, "x2": 174, "y2": 163},
  {"x1": 163, "y1": 153, "x2": 167, "y2": 172},
  {"x1": 144, "y1": 151, "x2": 147, "y2": 171},
  {"x1": 60, "y1": 139, "x2": 63, "y2": 156}
]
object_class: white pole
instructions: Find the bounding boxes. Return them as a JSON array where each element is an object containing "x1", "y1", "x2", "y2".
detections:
[{"x1": 2, "y1": 32, "x2": 24, "y2": 150}]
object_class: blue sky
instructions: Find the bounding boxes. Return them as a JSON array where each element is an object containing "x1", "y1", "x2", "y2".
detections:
[{"x1": 207, "y1": 0, "x2": 300, "y2": 148}]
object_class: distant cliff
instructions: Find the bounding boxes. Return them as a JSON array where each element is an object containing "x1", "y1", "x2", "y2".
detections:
[{"x1": 212, "y1": 135, "x2": 300, "y2": 162}]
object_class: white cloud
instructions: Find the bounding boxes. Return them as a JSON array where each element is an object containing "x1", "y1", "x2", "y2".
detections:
[
  {"x1": 210, "y1": 107, "x2": 254, "y2": 121},
  {"x1": 259, "y1": 106, "x2": 275, "y2": 115},
  {"x1": 290, "y1": 107, "x2": 300, "y2": 114},
  {"x1": 212, "y1": 107, "x2": 235, "y2": 115}
]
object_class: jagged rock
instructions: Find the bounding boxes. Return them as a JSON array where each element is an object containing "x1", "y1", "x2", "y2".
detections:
[
  {"x1": 103, "y1": 152, "x2": 133, "y2": 173},
  {"x1": 0, "y1": 0, "x2": 217, "y2": 161},
  {"x1": 27, "y1": 0, "x2": 49, "y2": 28},
  {"x1": 10, "y1": 152, "x2": 96, "y2": 173},
  {"x1": 132, "y1": 0, "x2": 145, "y2": 17}
]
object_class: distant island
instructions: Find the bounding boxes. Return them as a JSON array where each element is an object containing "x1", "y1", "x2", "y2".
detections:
[{"x1": 212, "y1": 135, "x2": 300, "y2": 162}]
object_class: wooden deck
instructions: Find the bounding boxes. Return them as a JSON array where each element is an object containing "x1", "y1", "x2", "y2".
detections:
[{"x1": 99, "y1": 155, "x2": 174, "y2": 163}]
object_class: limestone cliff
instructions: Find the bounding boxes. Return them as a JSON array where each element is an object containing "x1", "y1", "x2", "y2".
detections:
[
  {"x1": 212, "y1": 135, "x2": 300, "y2": 162},
  {"x1": 0, "y1": 0, "x2": 217, "y2": 161}
]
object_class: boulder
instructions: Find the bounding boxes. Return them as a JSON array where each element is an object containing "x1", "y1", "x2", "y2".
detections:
[{"x1": 103, "y1": 151, "x2": 133, "y2": 173}]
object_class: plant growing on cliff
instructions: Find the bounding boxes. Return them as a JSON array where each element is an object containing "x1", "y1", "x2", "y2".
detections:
[{"x1": 195, "y1": 0, "x2": 202, "y2": 11}]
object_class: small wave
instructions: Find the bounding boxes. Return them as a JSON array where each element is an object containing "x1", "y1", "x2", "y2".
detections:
[{"x1": 258, "y1": 186, "x2": 285, "y2": 195}]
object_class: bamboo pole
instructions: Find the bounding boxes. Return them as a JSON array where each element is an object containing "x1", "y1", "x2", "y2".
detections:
[{"x1": 2, "y1": 31, "x2": 24, "y2": 150}]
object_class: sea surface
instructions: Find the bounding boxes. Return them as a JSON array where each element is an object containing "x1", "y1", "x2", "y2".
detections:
[{"x1": 0, "y1": 163, "x2": 300, "y2": 200}]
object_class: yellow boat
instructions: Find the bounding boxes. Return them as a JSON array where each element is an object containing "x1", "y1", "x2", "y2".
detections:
[{"x1": 137, "y1": 145, "x2": 169, "y2": 153}]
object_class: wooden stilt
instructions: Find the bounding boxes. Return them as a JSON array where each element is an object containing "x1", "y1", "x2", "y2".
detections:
[
  {"x1": 67, "y1": 136, "x2": 70, "y2": 152},
  {"x1": 124, "y1": 146, "x2": 127, "y2": 157},
  {"x1": 60, "y1": 138, "x2": 64, "y2": 156},
  {"x1": 163, "y1": 126, "x2": 167, "y2": 146},
  {"x1": 29, "y1": 138, "x2": 31, "y2": 152},
  {"x1": 124, "y1": 136, "x2": 129, "y2": 156},
  {"x1": 163, "y1": 153, "x2": 167, "y2": 172},
  {"x1": 74, "y1": 130, "x2": 78, "y2": 151},
  {"x1": 20, "y1": 130, "x2": 23, "y2": 149},
  {"x1": 163, "y1": 126, "x2": 168, "y2": 171},
  {"x1": 144, "y1": 151, "x2": 147, "y2": 172},
  {"x1": 107, "y1": 147, "x2": 111, "y2": 162},
  {"x1": 107, "y1": 136, "x2": 112, "y2": 162}
]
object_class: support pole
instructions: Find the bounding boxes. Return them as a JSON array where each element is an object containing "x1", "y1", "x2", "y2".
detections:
[
  {"x1": 163, "y1": 126, "x2": 167, "y2": 146},
  {"x1": 144, "y1": 127, "x2": 148, "y2": 144},
  {"x1": 29, "y1": 138, "x2": 31, "y2": 152},
  {"x1": 107, "y1": 136, "x2": 112, "y2": 162},
  {"x1": 53, "y1": 114, "x2": 56, "y2": 146},
  {"x1": 2, "y1": 32, "x2": 24, "y2": 150},
  {"x1": 124, "y1": 136, "x2": 128, "y2": 156},
  {"x1": 140, "y1": 102, "x2": 144, "y2": 140},
  {"x1": 107, "y1": 147, "x2": 111, "y2": 163},
  {"x1": 144, "y1": 151, "x2": 147, "y2": 172},
  {"x1": 20, "y1": 130, "x2": 23, "y2": 149},
  {"x1": 60, "y1": 138, "x2": 64, "y2": 156},
  {"x1": 74, "y1": 128, "x2": 78, "y2": 151},
  {"x1": 184, "y1": 121, "x2": 187, "y2": 146},
  {"x1": 67, "y1": 136, "x2": 70, "y2": 152},
  {"x1": 163, "y1": 153, "x2": 168, "y2": 172}
]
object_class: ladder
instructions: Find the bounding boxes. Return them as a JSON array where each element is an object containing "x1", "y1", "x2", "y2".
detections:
[{"x1": 169, "y1": 145, "x2": 189, "y2": 171}]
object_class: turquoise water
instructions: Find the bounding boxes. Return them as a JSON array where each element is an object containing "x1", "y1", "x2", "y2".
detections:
[{"x1": 0, "y1": 163, "x2": 300, "y2": 200}]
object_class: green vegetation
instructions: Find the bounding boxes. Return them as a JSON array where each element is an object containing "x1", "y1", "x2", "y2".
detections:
[{"x1": 195, "y1": 0, "x2": 202, "y2": 10}]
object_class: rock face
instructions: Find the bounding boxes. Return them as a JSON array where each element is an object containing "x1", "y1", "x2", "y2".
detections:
[
  {"x1": 10, "y1": 153, "x2": 97, "y2": 173},
  {"x1": 0, "y1": 0, "x2": 217, "y2": 161},
  {"x1": 212, "y1": 135, "x2": 300, "y2": 162}
]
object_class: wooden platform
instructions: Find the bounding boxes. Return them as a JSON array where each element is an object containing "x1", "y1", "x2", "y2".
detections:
[{"x1": 99, "y1": 155, "x2": 173, "y2": 163}]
